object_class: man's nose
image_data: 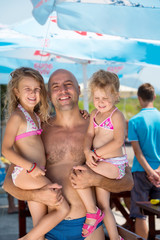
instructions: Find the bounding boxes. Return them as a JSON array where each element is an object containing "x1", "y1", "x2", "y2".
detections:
[{"x1": 59, "y1": 85, "x2": 67, "y2": 92}]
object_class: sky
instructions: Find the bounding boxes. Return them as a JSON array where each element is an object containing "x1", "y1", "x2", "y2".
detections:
[{"x1": 0, "y1": 0, "x2": 32, "y2": 25}]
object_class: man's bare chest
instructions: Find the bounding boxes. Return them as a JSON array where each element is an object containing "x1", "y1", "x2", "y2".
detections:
[{"x1": 43, "y1": 127, "x2": 86, "y2": 165}]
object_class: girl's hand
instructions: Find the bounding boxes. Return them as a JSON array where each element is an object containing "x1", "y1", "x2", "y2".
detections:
[
  {"x1": 85, "y1": 150, "x2": 99, "y2": 168},
  {"x1": 80, "y1": 109, "x2": 90, "y2": 119},
  {"x1": 29, "y1": 165, "x2": 46, "y2": 178}
]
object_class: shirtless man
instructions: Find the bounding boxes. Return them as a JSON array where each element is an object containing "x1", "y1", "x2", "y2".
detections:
[{"x1": 3, "y1": 69, "x2": 133, "y2": 240}]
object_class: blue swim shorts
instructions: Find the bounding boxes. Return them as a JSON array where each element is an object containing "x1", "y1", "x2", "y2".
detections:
[
  {"x1": 45, "y1": 216, "x2": 103, "y2": 240},
  {"x1": 130, "y1": 171, "x2": 160, "y2": 219}
]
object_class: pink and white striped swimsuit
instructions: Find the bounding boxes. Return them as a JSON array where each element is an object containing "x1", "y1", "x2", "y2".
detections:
[
  {"x1": 15, "y1": 104, "x2": 42, "y2": 141},
  {"x1": 12, "y1": 104, "x2": 42, "y2": 185}
]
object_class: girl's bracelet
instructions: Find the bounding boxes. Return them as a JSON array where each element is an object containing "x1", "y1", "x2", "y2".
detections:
[
  {"x1": 27, "y1": 163, "x2": 37, "y2": 173},
  {"x1": 93, "y1": 149, "x2": 101, "y2": 158}
]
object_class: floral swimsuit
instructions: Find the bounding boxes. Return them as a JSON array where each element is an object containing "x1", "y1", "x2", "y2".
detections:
[{"x1": 93, "y1": 108, "x2": 128, "y2": 179}]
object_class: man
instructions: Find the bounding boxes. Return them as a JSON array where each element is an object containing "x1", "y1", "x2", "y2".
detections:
[
  {"x1": 128, "y1": 83, "x2": 160, "y2": 239},
  {"x1": 4, "y1": 69, "x2": 133, "y2": 240}
]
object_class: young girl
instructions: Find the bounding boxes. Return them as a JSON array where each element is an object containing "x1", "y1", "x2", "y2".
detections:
[
  {"x1": 75, "y1": 70, "x2": 128, "y2": 239},
  {"x1": 2, "y1": 67, "x2": 70, "y2": 240}
]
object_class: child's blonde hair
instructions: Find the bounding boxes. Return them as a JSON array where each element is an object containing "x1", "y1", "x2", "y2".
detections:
[
  {"x1": 5, "y1": 67, "x2": 49, "y2": 122},
  {"x1": 89, "y1": 70, "x2": 120, "y2": 103}
]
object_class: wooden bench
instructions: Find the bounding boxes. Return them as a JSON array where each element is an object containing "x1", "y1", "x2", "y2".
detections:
[
  {"x1": 111, "y1": 191, "x2": 134, "y2": 231},
  {"x1": 117, "y1": 225, "x2": 145, "y2": 240},
  {"x1": 155, "y1": 237, "x2": 160, "y2": 240},
  {"x1": 18, "y1": 200, "x2": 31, "y2": 237},
  {"x1": 136, "y1": 201, "x2": 160, "y2": 240}
]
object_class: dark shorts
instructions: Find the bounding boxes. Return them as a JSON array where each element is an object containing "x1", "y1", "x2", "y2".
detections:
[
  {"x1": 45, "y1": 216, "x2": 103, "y2": 240},
  {"x1": 130, "y1": 171, "x2": 160, "y2": 219}
]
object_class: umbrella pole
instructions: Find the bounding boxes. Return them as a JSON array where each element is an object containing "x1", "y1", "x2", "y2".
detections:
[{"x1": 82, "y1": 63, "x2": 89, "y2": 112}]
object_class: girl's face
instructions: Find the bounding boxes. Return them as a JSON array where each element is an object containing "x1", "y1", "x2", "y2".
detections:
[
  {"x1": 14, "y1": 77, "x2": 41, "y2": 110},
  {"x1": 93, "y1": 86, "x2": 117, "y2": 113}
]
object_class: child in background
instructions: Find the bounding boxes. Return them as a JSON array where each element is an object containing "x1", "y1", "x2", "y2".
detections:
[
  {"x1": 75, "y1": 70, "x2": 128, "y2": 239},
  {"x1": 2, "y1": 67, "x2": 70, "y2": 240},
  {"x1": 128, "y1": 83, "x2": 160, "y2": 239}
]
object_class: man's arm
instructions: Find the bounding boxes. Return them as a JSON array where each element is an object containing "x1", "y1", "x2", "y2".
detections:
[
  {"x1": 3, "y1": 164, "x2": 64, "y2": 207},
  {"x1": 131, "y1": 141, "x2": 160, "y2": 179},
  {"x1": 70, "y1": 165, "x2": 134, "y2": 193}
]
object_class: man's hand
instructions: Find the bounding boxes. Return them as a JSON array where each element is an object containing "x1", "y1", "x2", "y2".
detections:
[
  {"x1": 33, "y1": 183, "x2": 64, "y2": 207},
  {"x1": 79, "y1": 109, "x2": 90, "y2": 119},
  {"x1": 70, "y1": 165, "x2": 134, "y2": 192},
  {"x1": 70, "y1": 165, "x2": 95, "y2": 189}
]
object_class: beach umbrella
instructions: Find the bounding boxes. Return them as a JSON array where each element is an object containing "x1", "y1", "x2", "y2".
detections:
[
  {"x1": 0, "y1": 54, "x2": 142, "y2": 85},
  {"x1": 9, "y1": 15, "x2": 160, "y2": 67},
  {"x1": 30, "y1": 0, "x2": 160, "y2": 41},
  {"x1": 0, "y1": 14, "x2": 144, "y2": 110},
  {"x1": 1, "y1": 1, "x2": 160, "y2": 109}
]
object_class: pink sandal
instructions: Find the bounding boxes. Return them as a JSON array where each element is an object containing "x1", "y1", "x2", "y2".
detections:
[{"x1": 82, "y1": 207, "x2": 105, "y2": 238}]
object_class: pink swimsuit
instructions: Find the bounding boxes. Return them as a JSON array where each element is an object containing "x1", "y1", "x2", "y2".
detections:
[
  {"x1": 12, "y1": 104, "x2": 42, "y2": 185},
  {"x1": 15, "y1": 104, "x2": 42, "y2": 141},
  {"x1": 93, "y1": 107, "x2": 117, "y2": 130},
  {"x1": 93, "y1": 108, "x2": 128, "y2": 179}
]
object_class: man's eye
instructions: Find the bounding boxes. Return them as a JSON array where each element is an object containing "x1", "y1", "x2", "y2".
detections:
[{"x1": 25, "y1": 88, "x2": 31, "y2": 91}]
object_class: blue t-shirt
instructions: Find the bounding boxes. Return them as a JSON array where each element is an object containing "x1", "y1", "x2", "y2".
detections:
[{"x1": 128, "y1": 108, "x2": 160, "y2": 172}]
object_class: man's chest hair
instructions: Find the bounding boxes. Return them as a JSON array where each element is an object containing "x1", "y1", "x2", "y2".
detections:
[
  {"x1": 46, "y1": 138, "x2": 85, "y2": 164},
  {"x1": 44, "y1": 128, "x2": 85, "y2": 162}
]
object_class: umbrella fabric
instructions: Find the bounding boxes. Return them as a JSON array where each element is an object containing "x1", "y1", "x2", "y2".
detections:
[
  {"x1": 30, "y1": 0, "x2": 160, "y2": 40},
  {"x1": 0, "y1": 55, "x2": 142, "y2": 84},
  {"x1": 10, "y1": 16, "x2": 160, "y2": 66}
]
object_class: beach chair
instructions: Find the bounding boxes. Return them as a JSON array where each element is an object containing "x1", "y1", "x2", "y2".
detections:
[{"x1": 117, "y1": 225, "x2": 146, "y2": 240}]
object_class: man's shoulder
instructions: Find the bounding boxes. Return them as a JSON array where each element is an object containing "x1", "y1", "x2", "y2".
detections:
[
  {"x1": 79, "y1": 116, "x2": 90, "y2": 131},
  {"x1": 42, "y1": 116, "x2": 55, "y2": 130}
]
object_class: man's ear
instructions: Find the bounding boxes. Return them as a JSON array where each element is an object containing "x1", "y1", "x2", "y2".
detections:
[{"x1": 78, "y1": 85, "x2": 81, "y2": 96}]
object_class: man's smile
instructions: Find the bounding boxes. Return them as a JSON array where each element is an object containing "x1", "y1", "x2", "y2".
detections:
[{"x1": 59, "y1": 96, "x2": 71, "y2": 101}]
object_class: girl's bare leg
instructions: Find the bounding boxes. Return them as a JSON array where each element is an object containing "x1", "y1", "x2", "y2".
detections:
[
  {"x1": 77, "y1": 187, "x2": 97, "y2": 213},
  {"x1": 76, "y1": 187, "x2": 103, "y2": 236},
  {"x1": 90, "y1": 161, "x2": 119, "y2": 179},
  {"x1": 86, "y1": 225, "x2": 105, "y2": 240},
  {"x1": 96, "y1": 187, "x2": 120, "y2": 240},
  {"x1": 15, "y1": 171, "x2": 69, "y2": 240},
  {"x1": 27, "y1": 201, "x2": 47, "y2": 240},
  {"x1": 18, "y1": 198, "x2": 69, "y2": 240}
]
